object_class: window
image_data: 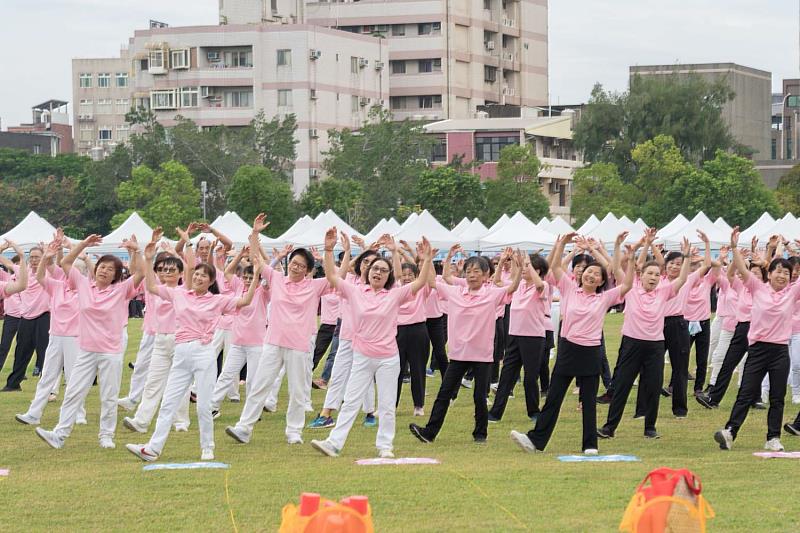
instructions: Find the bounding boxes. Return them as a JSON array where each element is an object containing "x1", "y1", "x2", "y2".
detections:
[
  {"x1": 277, "y1": 49, "x2": 291, "y2": 66},
  {"x1": 180, "y1": 87, "x2": 199, "y2": 108},
  {"x1": 390, "y1": 96, "x2": 405, "y2": 109},
  {"x1": 350, "y1": 56, "x2": 359, "y2": 73},
  {"x1": 79, "y1": 124, "x2": 93, "y2": 141},
  {"x1": 391, "y1": 61, "x2": 406, "y2": 74},
  {"x1": 432, "y1": 138, "x2": 447, "y2": 162},
  {"x1": 226, "y1": 90, "x2": 252, "y2": 108},
  {"x1": 418, "y1": 22, "x2": 441, "y2": 35},
  {"x1": 97, "y1": 98, "x2": 112, "y2": 114},
  {"x1": 484, "y1": 0, "x2": 491, "y2": 8},
  {"x1": 484, "y1": 66, "x2": 497, "y2": 83},
  {"x1": 97, "y1": 73, "x2": 111, "y2": 88},
  {"x1": 116, "y1": 72, "x2": 129, "y2": 87},
  {"x1": 277, "y1": 89, "x2": 292, "y2": 107},
  {"x1": 789, "y1": 95, "x2": 800, "y2": 108},
  {"x1": 116, "y1": 124, "x2": 130, "y2": 140},
  {"x1": 475, "y1": 135, "x2": 518, "y2": 162},
  {"x1": 418, "y1": 95, "x2": 442, "y2": 108},
  {"x1": 150, "y1": 89, "x2": 177, "y2": 109},
  {"x1": 79, "y1": 99, "x2": 93, "y2": 114},
  {"x1": 116, "y1": 98, "x2": 130, "y2": 113},
  {"x1": 418, "y1": 59, "x2": 441, "y2": 73},
  {"x1": 225, "y1": 50, "x2": 253, "y2": 68},
  {"x1": 351, "y1": 95, "x2": 360, "y2": 113},
  {"x1": 171, "y1": 49, "x2": 190, "y2": 69},
  {"x1": 98, "y1": 128, "x2": 113, "y2": 141},
  {"x1": 392, "y1": 24, "x2": 406, "y2": 36},
  {"x1": 149, "y1": 50, "x2": 164, "y2": 70},
  {"x1": 139, "y1": 59, "x2": 149, "y2": 71},
  {"x1": 79, "y1": 73, "x2": 92, "y2": 88}
]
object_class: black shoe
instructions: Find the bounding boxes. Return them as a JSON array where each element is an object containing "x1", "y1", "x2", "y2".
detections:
[
  {"x1": 402, "y1": 376, "x2": 411, "y2": 384},
  {"x1": 596, "y1": 392, "x2": 612, "y2": 404},
  {"x1": 688, "y1": 373, "x2": 695, "y2": 381},
  {"x1": 21, "y1": 375, "x2": 27, "y2": 381},
  {"x1": 487, "y1": 414, "x2": 500, "y2": 423},
  {"x1": 632, "y1": 413, "x2": 645, "y2": 420},
  {"x1": 529, "y1": 413, "x2": 539, "y2": 425},
  {"x1": 190, "y1": 392, "x2": 197, "y2": 403},
  {"x1": 695, "y1": 394, "x2": 715, "y2": 410},
  {"x1": 32, "y1": 367, "x2": 41, "y2": 377},
  {"x1": 540, "y1": 388, "x2": 549, "y2": 397},
  {"x1": 1, "y1": 386, "x2": 21, "y2": 392},
  {"x1": 644, "y1": 429, "x2": 661, "y2": 439},
  {"x1": 474, "y1": 436, "x2": 487, "y2": 444},
  {"x1": 784, "y1": 423, "x2": 800, "y2": 436},
  {"x1": 409, "y1": 423, "x2": 432, "y2": 443},
  {"x1": 597, "y1": 427, "x2": 614, "y2": 439},
  {"x1": 661, "y1": 387, "x2": 672, "y2": 397},
  {"x1": 752, "y1": 401, "x2": 768, "y2": 410},
  {"x1": 128, "y1": 362, "x2": 135, "y2": 370}
]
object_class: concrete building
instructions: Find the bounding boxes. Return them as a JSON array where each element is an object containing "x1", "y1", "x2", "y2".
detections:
[
  {"x1": 424, "y1": 114, "x2": 581, "y2": 217},
  {"x1": 5, "y1": 100, "x2": 73, "y2": 155},
  {"x1": 630, "y1": 63, "x2": 772, "y2": 159}
]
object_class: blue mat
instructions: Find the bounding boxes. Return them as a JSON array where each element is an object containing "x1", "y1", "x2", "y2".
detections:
[
  {"x1": 143, "y1": 462, "x2": 230, "y2": 471},
  {"x1": 557, "y1": 454, "x2": 640, "y2": 462}
]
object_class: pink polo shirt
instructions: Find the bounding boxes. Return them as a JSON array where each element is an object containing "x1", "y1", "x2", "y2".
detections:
[
  {"x1": 557, "y1": 275, "x2": 623, "y2": 346},
  {"x1": 151, "y1": 286, "x2": 178, "y2": 335},
  {"x1": 716, "y1": 276, "x2": 739, "y2": 332},
  {"x1": 67, "y1": 268, "x2": 138, "y2": 354},
  {"x1": 40, "y1": 276, "x2": 79, "y2": 337},
  {"x1": 337, "y1": 281, "x2": 415, "y2": 358},
  {"x1": 262, "y1": 265, "x2": 330, "y2": 352},
  {"x1": 0, "y1": 268, "x2": 21, "y2": 317},
  {"x1": 142, "y1": 290, "x2": 158, "y2": 335},
  {"x1": 732, "y1": 277, "x2": 753, "y2": 323},
  {"x1": 424, "y1": 281, "x2": 445, "y2": 319},
  {"x1": 508, "y1": 280, "x2": 549, "y2": 338},
  {"x1": 398, "y1": 285, "x2": 430, "y2": 326},
  {"x1": 662, "y1": 270, "x2": 702, "y2": 318},
  {"x1": 156, "y1": 285, "x2": 239, "y2": 345},
  {"x1": 620, "y1": 278, "x2": 677, "y2": 341},
  {"x1": 792, "y1": 299, "x2": 800, "y2": 335},
  {"x1": 232, "y1": 284, "x2": 270, "y2": 346},
  {"x1": 744, "y1": 276, "x2": 800, "y2": 345},
  {"x1": 320, "y1": 292, "x2": 340, "y2": 326},
  {"x1": 19, "y1": 269, "x2": 51, "y2": 319},
  {"x1": 215, "y1": 271, "x2": 241, "y2": 331},
  {"x1": 0, "y1": 281, "x2": 7, "y2": 298},
  {"x1": 435, "y1": 282, "x2": 511, "y2": 363},
  {"x1": 683, "y1": 270, "x2": 718, "y2": 321},
  {"x1": 544, "y1": 283, "x2": 555, "y2": 332}
]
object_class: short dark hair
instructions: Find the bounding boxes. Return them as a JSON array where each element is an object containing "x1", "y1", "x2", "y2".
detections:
[
  {"x1": 354, "y1": 249, "x2": 379, "y2": 278},
  {"x1": 642, "y1": 260, "x2": 661, "y2": 272},
  {"x1": 530, "y1": 254, "x2": 548, "y2": 277},
  {"x1": 665, "y1": 251, "x2": 684, "y2": 265},
  {"x1": 194, "y1": 262, "x2": 220, "y2": 294},
  {"x1": 401, "y1": 262, "x2": 419, "y2": 276},
  {"x1": 464, "y1": 256, "x2": 491, "y2": 274},
  {"x1": 768, "y1": 257, "x2": 793, "y2": 275},
  {"x1": 577, "y1": 261, "x2": 608, "y2": 293},
  {"x1": 154, "y1": 255, "x2": 183, "y2": 273},
  {"x1": 289, "y1": 248, "x2": 315, "y2": 271},
  {"x1": 572, "y1": 253, "x2": 593, "y2": 269},
  {"x1": 369, "y1": 257, "x2": 395, "y2": 289},
  {"x1": 95, "y1": 255, "x2": 124, "y2": 284}
]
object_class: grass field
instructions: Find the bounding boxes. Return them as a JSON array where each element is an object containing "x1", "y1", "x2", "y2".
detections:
[{"x1": 1, "y1": 314, "x2": 798, "y2": 532}]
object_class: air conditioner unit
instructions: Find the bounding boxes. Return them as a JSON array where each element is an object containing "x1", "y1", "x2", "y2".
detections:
[
  {"x1": 309, "y1": 168, "x2": 319, "y2": 178},
  {"x1": 503, "y1": 17, "x2": 515, "y2": 27},
  {"x1": 358, "y1": 58, "x2": 369, "y2": 68},
  {"x1": 415, "y1": 158, "x2": 430, "y2": 165},
  {"x1": 207, "y1": 51, "x2": 221, "y2": 61},
  {"x1": 200, "y1": 86, "x2": 211, "y2": 98},
  {"x1": 485, "y1": 41, "x2": 495, "y2": 50},
  {"x1": 502, "y1": 86, "x2": 515, "y2": 96},
  {"x1": 309, "y1": 128, "x2": 319, "y2": 138},
  {"x1": 374, "y1": 60, "x2": 384, "y2": 71},
  {"x1": 309, "y1": 49, "x2": 321, "y2": 60},
  {"x1": 79, "y1": 114, "x2": 94, "y2": 121},
  {"x1": 309, "y1": 89, "x2": 318, "y2": 100},
  {"x1": 502, "y1": 52, "x2": 514, "y2": 61},
  {"x1": 359, "y1": 97, "x2": 370, "y2": 106}
]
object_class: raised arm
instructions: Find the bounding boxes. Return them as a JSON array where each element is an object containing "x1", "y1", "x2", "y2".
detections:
[
  {"x1": 650, "y1": 240, "x2": 665, "y2": 268},
  {"x1": 670, "y1": 238, "x2": 693, "y2": 293},
  {"x1": 199, "y1": 223, "x2": 233, "y2": 253},
  {"x1": 410, "y1": 237, "x2": 434, "y2": 295},
  {"x1": 550, "y1": 233, "x2": 576, "y2": 283},
  {"x1": 61, "y1": 234, "x2": 102, "y2": 276},
  {"x1": 380, "y1": 234, "x2": 403, "y2": 281},
  {"x1": 338, "y1": 232, "x2": 352, "y2": 280},
  {"x1": 225, "y1": 246, "x2": 248, "y2": 282},
  {"x1": 504, "y1": 250, "x2": 525, "y2": 295},
  {"x1": 493, "y1": 248, "x2": 512, "y2": 286},
  {"x1": 235, "y1": 253, "x2": 262, "y2": 309},
  {"x1": 729, "y1": 227, "x2": 749, "y2": 283},
  {"x1": 143, "y1": 241, "x2": 161, "y2": 296},
  {"x1": 612, "y1": 231, "x2": 630, "y2": 283},
  {"x1": 442, "y1": 244, "x2": 462, "y2": 285},
  {"x1": 617, "y1": 246, "x2": 636, "y2": 299},
  {"x1": 121, "y1": 235, "x2": 144, "y2": 287},
  {"x1": 527, "y1": 257, "x2": 545, "y2": 293},
  {"x1": 2, "y1": 240, "x2": 28, "y2": 295},
  {"x1": 323, "y1": 227, "x2": 341, "y2": 289},
  {"x1": 37, "y1": 240, "x2": 60, "y2": 285}
]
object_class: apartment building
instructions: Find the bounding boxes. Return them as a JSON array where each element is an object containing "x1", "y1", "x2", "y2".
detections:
[
  {"x1": 305, "y1": 0, "x2": 549, "y2": 120},
  {"x1": 6, "y1": 100, "x2": 73, "y2": 155}
]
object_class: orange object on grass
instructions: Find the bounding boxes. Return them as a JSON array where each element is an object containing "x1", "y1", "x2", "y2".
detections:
[{"x1": 280, "y1": 493, "x2": 374, "y2": 533}]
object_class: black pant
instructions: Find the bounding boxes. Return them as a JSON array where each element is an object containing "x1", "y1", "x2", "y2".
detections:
[
  {"x1": 0, "y1": 314, "x2": 20, "y2": 373},
  {"x1": 527, "y1": 372, "x2": 599, "y2": 452},
  {"x1": 396, "y1": 322, "x2": 430, "y2": 408},
  {"x1": 312, "y1": 323, "x2": 336, "y2": 370},
  {"x1": 599, "y1": 334, "x2": 612, "y2": 389},
  {"x1": 491, "y1": 310, "x2": 510, "y2": 384},
  {"x1": 539, "y1": 330, "x2": 553, "y2": 391},
  {"x1": 490, "y1": 335, "x2": 544, "y2": 420},
  {"x1": 422, "y1": 360, "x2": 491, "y2": 441},
  {"x1": 708, "y1": 322, "x2": 750, "y2": 405},
  {"x1": 6, "y1": 312, "x2": 50, "y2": 389},
  {"x1": 664, "y1": 316, "x2": 690, "y2": 416},
  {"x1": 725, "y1": 342, "x2": 789, "y2": 441},
  {"x1": 603, "y1": 336, "x2": 664, "y2": 434},
  {"x1": 689, "y1": 318, "x2": 711, "y2": 392},
  {"x1": 426, "y1": 315, "x2": 448, "y2": 375}
]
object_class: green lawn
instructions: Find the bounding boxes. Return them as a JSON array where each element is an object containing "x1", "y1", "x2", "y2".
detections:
[{"x1": 0, "y1": 315, "x2": 798, "y2": 532}]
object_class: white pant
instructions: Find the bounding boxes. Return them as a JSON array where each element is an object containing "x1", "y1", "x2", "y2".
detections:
[
  {"x1": 132, "y1": 334, "x2": 189, "y2": 428},
  {"x1": 53, "y1": 351, "x2": 123, "y2": 441},
  {"x1": 708, "y1": 315, "x2": 722, "y2": 362},
  {"x1": 327, "y1": 351, "x2": 399, "y2": 452},
  {"x1": 790, "y1": 333, "x2": 800, "y2": 395},
  {"x1": 212, "y1": 344, "x2": 262, "y2": 410},
  {"x1": 265, "y1": 365, "x2": 285, "y2": 411},
  {"x1": 124, "y1": 333, "x2": 155, "y2": 403},
  {"x1": 148, "y1": 341, "x2": 216, "y2": 454},
  {"x1": 26, "y1": 335, "x2": 85, "y2": 421},
  {"x1": 709, "y1": 328, "x2": 735, "y2": 386},
  {"x1": 233, "y1": 343, "x2": 309, "y2": 441},
  {"x1": 211, "y1": 328, "x2": 237, "y2": 400},
  {"x1": 322, "y1": 339, "x2": 375, "y2": 413}
]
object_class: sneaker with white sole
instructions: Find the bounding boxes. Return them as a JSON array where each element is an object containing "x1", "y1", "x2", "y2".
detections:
[
  {"x1": 75, "y1": 417, "x2": 87, "y2": 425},
  {"x1": 310, "y1": 439, "x2": 340, "y2": 457},
  {"x1": 15, "y1": 413, "x2": 40, "y2": 425},
  {"x1": 764, "y1": 438, "x2": 784, "y2": 452},
  {"x1": 212, "y1": 410, "x2": 221, "y2": 420},
  {"x1": 378, "y1": 449, "x2": 395, "y2": 459},
  {"x1": 287, "y1": 436, "x2": 304, "y2": 445},
  {"x1": 117, "y1": 397, "x2": 137, "y2": 411},
  {"x1": 714, "y1": 428, "x2": 733, "y2": 450},
  {"x1": 47, "y1": 393, "x2": 57, "y2": 402},
  {"x1": 126, "y1": 443, "x2": 158, "y2": 462},
  {"x1": 123, "y1": 417, "x2": 147, "y2": 433},
  {"x1": 201, "y1": 448, "x2": 215, "y2": 461},
  {"x1": 509, "y1": 430, "x2": 539, "y2": 453},
  {"x1": 584, "y1": 448, "x2": 599, "y2": 455},
  {"x1": 173, "y1": 424, "x2": 189, "y2": 432},
  {"x1": 263, "y1": 404, "x2": 277, "y2": 413},
  {"x1": 99, "y1": 437, "x2": 116, "y2": 449},
  {"x1": 460, "y1": 378, "x2": 473, "y2": 389},
  {"x1": 35, "y1": 428, "x2": 64, "y2": 449},
  {"x1": 413, "y1": 407, "x2": 425, "y2": 417},
  {"x1": 792, "y1": 394, "x2": 800, "y2": 405},
  {"x1": 785, "y1": 423, "x2": 800, "y2": 436},
  {"x1": 225, "y1": 426, "x2": 251, "y2": 444}
]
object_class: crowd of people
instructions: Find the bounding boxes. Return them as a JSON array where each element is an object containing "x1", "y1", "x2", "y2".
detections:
[{"x1": 1, "y1": 214, "x2": 800, "y2": 461}]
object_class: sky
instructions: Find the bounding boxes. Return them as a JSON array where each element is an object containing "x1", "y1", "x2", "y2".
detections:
[{"x1": 0, "y1": 0, "x2": 798, "y2": 127}]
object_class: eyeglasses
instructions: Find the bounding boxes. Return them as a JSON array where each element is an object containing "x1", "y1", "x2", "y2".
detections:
[
  {"x1": 371, "y1": 266, "x2": 390, "y2": 274},
  {"x1": 156, "y1": 267, "x2": 178, "y2": 274},
  {"x1": 288, "y1": 261, "x2": 308, "y2": 271}
]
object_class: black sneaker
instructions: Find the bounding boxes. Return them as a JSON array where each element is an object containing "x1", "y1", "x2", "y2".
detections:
[
  {"x1": 752, "y1": 401, "x2": 768, "y2": 410},
  {"x1": 661, "y1": 387, "x2": 672, "y2": 398},
  {"x1": 0, "y1": 386, "x2": 21, "y2": 392},
  {"x1": 487, "y1": 414, "x2": 500, "y2": 424},
  {"x1": 596, "y1": 392, "x2": 612, "y2": 404},
  {"x1": 128, "y1": 362, "x2": 135, "y2": 370},
  {"x1": 597, "y1": 427, "x2": 615, "y2": 439},
  {"x1": 473, "y1": 436, "x2": 487, "y2": 444},
  {"x1": 632, "y1": 413, "x2": 645, "y2": 420},
  {"x1": 32, "y1": 367, "x2": 41, "y2": 377},
  {"x1": 784, "y1": 423, "x2": 800, "y2": 436},
  {"x1": 644, "y1": 429, "x2": 661, "y2": 439},
  {"x1": 688, "y1": 373, "x2": 695, "y2": 381},
  {"x1": 695, "y1": 394, "x2": 715, "y2": 410},
  {"x1": 190, "y1": 392, "x2": 197, "y2": 403},
  {"x1": 409, "y1": 423, "x2": 432, "y2": 443}
]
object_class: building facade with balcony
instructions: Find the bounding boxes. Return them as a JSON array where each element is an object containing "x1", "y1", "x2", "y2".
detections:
[{"x1": 6, "y1": 100, "x2": 73, "y2": 155}]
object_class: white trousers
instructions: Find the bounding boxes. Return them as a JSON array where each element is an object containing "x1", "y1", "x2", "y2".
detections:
[
  {"x1": 124, "y1": 333, "x2": 155, "y2": 403},
  {"x1": 233, "y1": 343, "x2": 309, "y2": 441},
  {"x1": 264, "y1": 365, "x2": 285, "y2": 411},
  {"x1": 211, "y1": 328, "x2": 237, "y2": 400},
  {"x1": 148, "y1": 341, "x2": 216, "y2": 454},
  {"x1": 327, "y1": 351, "x2": 399, "y2": 452},
  {"x1": 132, "y1": 334, "x2": 189, "y2": 428},
  {"x1": 212, "y1": 344, "x2": 262, "y2": 410},
  {"x1": 790, "y1": 333, "x2": 800, "y2": 395},
  {"x1": 322, "y1": 339, "x2": 375, "y2": 413},
  {"x1": 53, "y1": 350, "x2": 123, "y2": 441},
  {"x1": 709, "y1": 328, "x2": 735, "y2": 386},
  {"x1": 26, "y1": 335, "x2": 85, "y2": 421},
  {"x1": 708, "y1": 315, "x2": 722, "y2": 362}
]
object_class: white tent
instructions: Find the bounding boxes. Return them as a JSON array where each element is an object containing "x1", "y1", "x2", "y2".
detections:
[
  {"x1": 91, "y1": 212, "x2": 154, "y2": 253},
  {"x1": 486, "y1": 214, "x2": 510, "y2": 234},
  {"x1": 451, "y1": 217, "x2": 472, "y2": 236},
  {"x1": 272, "y1": 214, "x2": 314, "y2": 248},
  {"x1": 583, "y1": 213, "x2": 628, "y2": 245},
  {"x1": 393, "y1": 209, "x2": 459, "y2": 250},
  {"x1": 214, "y1": 211, "x2": 279, "y2": 247},
  {"x1": 539, "y1": 216, "x2": 575, "y2": 235},
  {"x1": 740, "y1": 212, "x2": 776, "y2": 243},
  {"x1": 757, "y1": 212, "x2": 800, "y2": 242},
  {"x1": 364, "y1": 218, "x2": 402, "y2": 245},
  {"x1": 479, "y1": 211, "x2": 557, "y2": 251},
  {"x1": 0, "y1": 211, "x2": 58, "y2": 248},
  {"x1": 457, "y1": 218, "x2": 490, "y2": 251},
  {"x1": 656, "y1": 214, "x2": 690, "y2": 240},
  {"x1": 279, "y1": 210, "x2": 363, "y2": 249},
  {"x1": 400, "y1": 212, "x2": 419, "y2": 228},
  {"x1": 658, "y1": 211, "x2": 730, "y2": 249},
  {"x1": 713, "y1": 217, "x2": 733, "y2": 233},
  {"x1": 576, "y1": 214, "x2": 601, "y2": 235}
]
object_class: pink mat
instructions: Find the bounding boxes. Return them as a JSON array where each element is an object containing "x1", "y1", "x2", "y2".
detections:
[
  {"x1": 355, "y1": 458, "x2": 440, "y2": 466},
  {"x1": 0, "y1": 469, "x2": 8, "y2": 476},
  {"x1": 753, "y1": 452, "x2": 800, "y2": 459}
]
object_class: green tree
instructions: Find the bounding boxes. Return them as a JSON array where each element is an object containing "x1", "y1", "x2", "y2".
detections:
[
  {"x1": 124, "y1": 107, "x2": 171, "y2": 169},
  {"x1": 482, "y1": 144, "x2": 550, "y2": 224},
  {"x1": 414, "y1": 166, "x2": 484, "y2": 227},
  {"x1": 776, "y1": 163, "x2": 800, "y2": 214},
  {"x1": 0, "y1": 148, "x2": 89, "y2": 183},
  {"x1": 112, "y1": 161, "x2": 201, "y2": 237},
  {"x1": 79, "y1": 145, "x2": 133, "y2": 234},
  {"x1": 496, "y1": 144, "x2": 542, "y2": 182},
  {"x1": 227, "y1": 165, "x2": 296, "y2": 237},
  {"x1": 251, "y1": 111, "x2": 299, "y2": 177},
  {"x1": 298, "y1": 178, "x2": 365, "y2": 230},
  {"x1": 570, "y1": 162, "x2": 637, "y2": 226}
]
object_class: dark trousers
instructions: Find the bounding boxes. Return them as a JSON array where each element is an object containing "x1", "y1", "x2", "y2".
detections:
[
  {"x1": 708, "y1": 322, "x2": 750, "y2": 405},
  {"x1": 489, "y1": 335, "x2": 544, "y2": 420},
  {"x1": 0, "y1": 314, "x2": 21, "y2": 373},
  {"x1": 423, "y1": 360, "x2": 491, "y2": 441},
  {"x1": 539, "y1": 330, "x2": 553, "y2": 391},
  {"x1": 689, "y1": 318, "x2": 711, "y2": 392},
  {"x1": 600, "y1": 335, "x2": 612, "y2": 389},
  {"x1": 725, "y1": 342, "x2": 789, "y2": 441},
  {"x1": 6, "y1": 312, "x2": 50, "y2": 389},
  {"x1": 312, "y1": 323, "x2": 336, "y2": 370},
  {"x1": 664, "y1": 316, "x2": 690, "y2": 416},
  {"x1": 491, "y1": 310, "x2": 510, "y2": 384},
  {"x1": 396, "y1": 322, "x2": 430, "y2": 408},
  {"x1": 527, "y1": 372, "x2": 599, "y2": 452},
  {"x1": 426, "y1": 315, "x2": 448, "y2": 375},
  {"x1": 603, "y1": 336, "x2": 664, "y2": 434}
]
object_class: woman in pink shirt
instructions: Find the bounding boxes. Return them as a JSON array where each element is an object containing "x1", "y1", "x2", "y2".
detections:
[
  {"x1": 707, "y1": 259, "x2": 738, "y2": 390},
  {"x1": 409, "y1": 252, "x2": 523, "y2": 445},
  {"x1": 511, "y1": 231, "x2": 630, "y2": 455},
  {"x1": 310, "y1": 228, "x2": 433, "y2": 458},
  {"x1": 35, "y1": 233, "x2": 144, "y2": 451},
  {"x1": 714, "y1": 228, "x2": 800, "y2": 452},
  {"x1": 395, "y1": 260, "x2": 431, "y2": 416},
  {"x1": 0, "y1": 250, "x2": 23, "y2": 379},
  {"x1": 127, "y1": 240, "x2": 262, "y2": 462},
  {"x1": 0, "y1": 240, "x2": 29, "y2": 316}
]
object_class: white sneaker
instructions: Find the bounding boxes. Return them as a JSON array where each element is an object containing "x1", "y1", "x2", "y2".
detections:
[
  {"x1": 123, "y1": 416, "x2": 147, "y2": 433},
  {"x1": 460, "y1": 378, "x2": 473, "y2": 389},
  {"x1": 263, "y1": 404, "x2": 277, "y2": 413},
  {"x1": 378, "y1": 449, "x2": 395, "y2": 459},
  {"x1": 201, "y1": 448, "x2": 215, "y2": 461},
  {"x1": 509, "y1": 430, "x2": 538, "y2": 453},
  {"x1": 75, "y1": 417, "x2": 87, "y2": 425},
  {"x1": 35, "y1": 428, "x2": 64, "y2": 449},
  {"x1": 99, "y1": 437, "x2": 116, "y2": 449},
  {"x1": 117, "y1": 397, "x2": 137, "y2": 411},
  {"x1": 287, "y1": 436, "x2": 304, "y2": 445},
  {"x1": 310, "y1": 439, "x2": 340, "y2": 457},
  {"x1": 173, "y1": 424, "x2": 189, "y2": 432},
  {"x1": 584, "y1": 448, "x2": 599, "y2": 456},
  {"x1": 225, "y1": 426, "x2": 250, "y2": 444},
  {"x1": 714, "y1": 428, "x2": 733, "y2": 450},
  {"x1": 764, "y1": 438, "x2": 785, "y2": 452},
  {"x1": 489, "y1": 382, "x2": 499, "y2": 393},
  {"x1": 126, "y1": 443, "x2": 158, "y2": 462},
  {"x1": 47, "y1": 393, "x2": 57, "y2": 402},
  {"x1": 413, "y1": 407, "x2": 425, "y2": 417},
  {"x1": 571, "y1": 387, "x2": 580, "y2": 395},
  {"x1": 15, "y1": 413, "x2": 40, "y2": 426},
  {"x1": 305, "y1": 401, "x2": 314, "y2": 412},
  {"x1": 792, "y1": 394, "x2": 800, "y2": 405}
]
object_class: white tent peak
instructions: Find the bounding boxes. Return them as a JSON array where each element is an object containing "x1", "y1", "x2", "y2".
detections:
[
  {"x1": 539, "y1": 216, "x2": 575, "y2": 235},
  {"x1": 0, "y1": 211, "x2": 59, "y2": 248},
  {"x1": 576, "y1": 214, "x2": 600, "y2": 235},
  {"x1": 451, "y1": 217, "x2": 472, "y2": 236},
  {"x1": 103, "y1": 212, "x2": 153, "y2": 244},
  {"x1": 393, "y1": 209, "x2": 458, "y2": 249},
  {"x1": 480, "y1": 211, "x2": 557, "y2": 251},
  {"x1": 364, "y1": 217, "x2": 402, "y2": 244},
  {"x1": 486, "y1": 214, "x2": 510, "y2": 234},
  {"x1": 456, "y1": 218, "x2": 490, "y2": 251}
]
